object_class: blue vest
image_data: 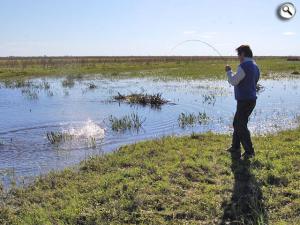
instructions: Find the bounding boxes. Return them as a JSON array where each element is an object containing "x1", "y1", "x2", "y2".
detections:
[{"x1": 234, "y1": 60, "x2": 260, "y2": 101}]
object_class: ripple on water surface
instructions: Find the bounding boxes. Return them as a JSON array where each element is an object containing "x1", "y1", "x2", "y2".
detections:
[{"x1": 0, "y1": 77, "x2": 299, "y2": 186}]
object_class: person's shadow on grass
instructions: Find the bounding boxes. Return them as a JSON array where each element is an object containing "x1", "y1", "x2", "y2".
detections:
[{"x1": 220, "y1": 152, "x2": 268, "y2": 225}]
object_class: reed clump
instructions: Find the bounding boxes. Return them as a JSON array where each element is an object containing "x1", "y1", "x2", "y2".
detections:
[
  {"x1": 178, "y1": 112, "x2": 210, "y2": 128},
  {"x1": 109, "y1": 113, "x2": 146, "y2": 132},
  {"x1": 202, "y1": 93, "x2": 216, "y2": 105},
  {"x1": 46, "y1": 131, "x2": 98, "y2": 148},
  {"x1": 46, "y1": 131, "x2": 74, "y2": 144},
  {"x1": 61, "y1": 77, "x2": 75, "y2": 88},
  {"x1": 87, "y1": 82, "x2": 97, "y2": 89},
  {"x1": 113, "y1": 92, "x2": 169, "y2": 107},
  {"x1": 256, "y1": 83, "x2": 265, "y2": 94}
]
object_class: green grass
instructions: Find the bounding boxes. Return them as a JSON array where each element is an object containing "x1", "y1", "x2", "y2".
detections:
[
  {"x1": 0, "y1": 57, "x2": 300, "y2": 81},
  {"x1": 1, "y1": 127, "x2": 299, "y2": 224}
]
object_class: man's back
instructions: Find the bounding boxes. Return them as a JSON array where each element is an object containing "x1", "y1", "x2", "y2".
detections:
[{"x1": 234, "y1": 60, "x2": 260, "y2": 101}]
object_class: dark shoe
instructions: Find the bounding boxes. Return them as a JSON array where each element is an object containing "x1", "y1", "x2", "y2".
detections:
[
  {"x1": 242, "y1": 152, "x2": 255, "y2": 159},
  {"x1": 226, "y1": 147, "x2": 241, "y2": 153},
  {"x1": 227, "y1": 147, "x2": 241, "y2": 159}
]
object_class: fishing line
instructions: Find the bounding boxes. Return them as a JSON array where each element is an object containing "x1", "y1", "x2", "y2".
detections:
[{"x1": 170, "y1": 39, "x2": 227, "y2": 62}]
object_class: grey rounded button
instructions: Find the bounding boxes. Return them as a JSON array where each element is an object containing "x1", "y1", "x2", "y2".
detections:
[{"x1": 278, "y1": 2, "x2": 296, "y2": 19}]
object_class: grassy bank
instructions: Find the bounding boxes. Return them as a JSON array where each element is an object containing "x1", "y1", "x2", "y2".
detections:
[
  {"x1": 1, "y1": 128, "x2": 299, "y2": 224},
  {"x1": 0, "y1": 57, "x2": 300, "y2": 81}
]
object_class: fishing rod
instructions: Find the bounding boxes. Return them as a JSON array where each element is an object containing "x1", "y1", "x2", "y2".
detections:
[
  {"x1": 170, "y1": 40, "x2": 263, "y2": 91},
  {"x1": 170, "y1": 39, "x2": 227, "y2": 62}
]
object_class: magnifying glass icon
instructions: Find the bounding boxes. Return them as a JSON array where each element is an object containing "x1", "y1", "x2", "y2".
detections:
[
  {"x1": 283, "y1": 5, "x2": 293, "y2": 15},
  {"x1": 278, "y1": 2, "x2": 296, "y2": 20}
]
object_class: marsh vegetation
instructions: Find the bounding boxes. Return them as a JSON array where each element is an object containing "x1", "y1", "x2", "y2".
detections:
[
  {"x1": 87, "y1": 82, "x2": 97, "y2": 89},
  {"x1": 46, "y1": 131, "x2": 75, "y2": 144},
  {"x1": 61, "y1": 77, "x2": 75, "y2": 88},
  {"x1": 109, "y1": 113, "x2": 146, "y2": 132},
  {"x1": 256, "y1": 83, "x2": 265, "y2": 93},
  {"x1": 178, "y1": 112, "x2": 210, "y2": 128},
  {"x1": 113, "y1": 92, "x2": 169, "y2": 107},
  {"x1": 1, "y1": 57, "x2": 300, "y2": 81}
]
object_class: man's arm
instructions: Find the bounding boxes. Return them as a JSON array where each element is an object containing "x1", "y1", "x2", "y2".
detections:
[{"x1": 226, "y1": 65, "x2": 246, "y2": 86}]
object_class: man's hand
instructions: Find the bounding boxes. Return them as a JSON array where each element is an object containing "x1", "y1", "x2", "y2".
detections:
[{"x1": 225, "y1": 65, "x2": 231, "y2": 72}]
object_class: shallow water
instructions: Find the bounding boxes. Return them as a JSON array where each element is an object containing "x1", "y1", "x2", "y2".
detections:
[{"x1": 0, "y1": 76, "x2": 299, "y2": 186}]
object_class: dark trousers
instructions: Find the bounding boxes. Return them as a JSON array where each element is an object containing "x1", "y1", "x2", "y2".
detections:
[{"x1": 232, "y1": 100, "x2": 256, "y2": 153}]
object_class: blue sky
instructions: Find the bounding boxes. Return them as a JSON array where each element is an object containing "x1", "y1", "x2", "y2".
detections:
[{"x1": 0, "y1": 0, "x2": 299, "y2": 56}]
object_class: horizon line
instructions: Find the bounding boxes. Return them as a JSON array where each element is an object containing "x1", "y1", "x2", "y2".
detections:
[{"x1": 0, "y1": 55, "x2": 299, "y2": 58}]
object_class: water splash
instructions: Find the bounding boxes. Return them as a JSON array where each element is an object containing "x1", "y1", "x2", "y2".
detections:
[{"x1": 64, "y1": 119, "x2": 105, "y2": 139}]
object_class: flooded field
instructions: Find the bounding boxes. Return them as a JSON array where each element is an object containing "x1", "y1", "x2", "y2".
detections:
[{"x1": 0, "y1": 76, "x2": 299, "y2": 186}]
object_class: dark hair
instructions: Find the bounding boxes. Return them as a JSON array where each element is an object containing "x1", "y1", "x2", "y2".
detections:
[{"x1": 236, "y1": 45, "x2": 253, "y2": 58}]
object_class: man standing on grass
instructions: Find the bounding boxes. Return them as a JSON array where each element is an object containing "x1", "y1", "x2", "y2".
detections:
[{"x1": 225, "y1": 45, "x2": 260, "y2": 158}]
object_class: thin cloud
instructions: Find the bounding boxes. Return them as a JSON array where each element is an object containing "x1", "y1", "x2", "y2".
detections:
[
  {"x1": 183, "y1": 31, "x2": 217, "y2": 38},
  {"x1": 199, "y1": 32, "x2": 217, "y2": 39},
  {"x1": 199, "y1": 34, "x2": 213, "y2": 38},
  {"x1": 183, "y1": 30, "x2": 197, "y2": 35},
  {"x1": 282, "y1": 31, "x2": 296, "y2": 36}
]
